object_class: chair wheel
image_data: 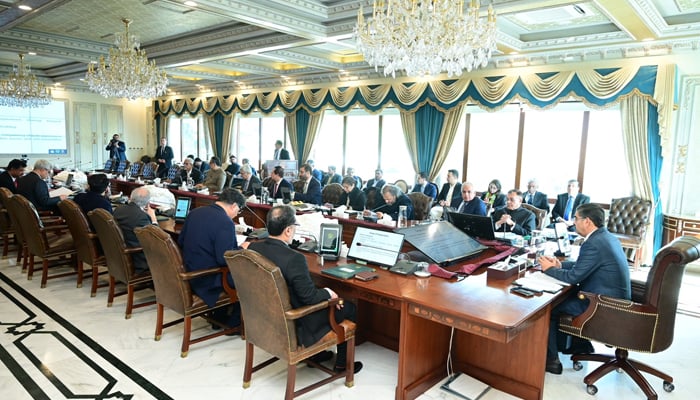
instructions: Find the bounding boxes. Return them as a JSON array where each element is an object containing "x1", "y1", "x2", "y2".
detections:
[
  {"x1": 573, "y1": 361, "x2": 583, "y2": 371},
  {"x1": 663, "y1": 381, "x2": 674, "y2": 392},
  {"x1": 586, "y1": 384, "x2": 598, "y2": 395}
]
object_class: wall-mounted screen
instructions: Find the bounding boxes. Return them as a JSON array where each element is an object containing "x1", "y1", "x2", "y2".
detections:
[{"x1": 0, "y1": 100, "x2": 68, "y2": 155}]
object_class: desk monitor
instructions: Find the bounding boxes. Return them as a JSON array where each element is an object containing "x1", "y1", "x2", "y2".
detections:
[
  {"x1": 396, "y1": 221, "x2": 487, "y2": 265},
  {"x1": 319, "y1": 223, "x2": 342, "y2": 260},
  {"x1": 348, "y1": 226, "x2": 405, "y2": 267},
  {"x1": 174, "y1": 197, "x2": 192, "y2": 222},
  {"x1": 447, "y1": 212, "x2": 496, "y2": 240},
  {"x1": 280, "y1": 186, "x2": 292, "y2": 203}
]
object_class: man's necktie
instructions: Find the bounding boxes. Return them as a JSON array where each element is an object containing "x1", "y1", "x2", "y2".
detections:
[
  {"x1": 458, "y1": 201, "x2": 466, "y2": 213},
  {"x1": 273, "y1": 183, "x2": 279, "y2": 197},
  {"x1": 243, "y1": 180, "x2": 249, "y2": 191},
  {"x1": 303, "y1": 181, "x2": 308, "y2": 194},
  {"x1": 14, "y1": 180, "x2": 18, "y2": 188},
  {"x1": 274, "y1": 149, "x2": 279, "y2": 160},
  {"x1": 526, "y1": 193, "x2": 532, "y2": 204},
  {"x1": 564, "y1": 196, "x2": 574, "y2": 220}
]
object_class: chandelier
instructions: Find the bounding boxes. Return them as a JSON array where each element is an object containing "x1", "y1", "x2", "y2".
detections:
[
  {"x1": 0, "y1": 54, "x2": 52, "y2": 108},
  {"x1": 86, "y1": 18, "x2": 168, "y2": 100},
  {"x1": 354, "y1": 0, "x2": 497, "y2": 78}
]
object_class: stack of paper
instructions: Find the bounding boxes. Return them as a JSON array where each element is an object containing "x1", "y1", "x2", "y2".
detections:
[{"x1": 514, "y1": 271, "x2": 570, "y2": 293}]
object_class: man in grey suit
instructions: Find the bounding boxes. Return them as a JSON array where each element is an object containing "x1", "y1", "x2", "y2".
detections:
[
  {"x1": 113, "y1": 187, "x2": 158, "y2": 274},
  {"x1": 539, "y1": 203, "x2": 630, "y2": 374},
  {"x1": 248, "y1": 205, "x2": 363, "y2": 373}
]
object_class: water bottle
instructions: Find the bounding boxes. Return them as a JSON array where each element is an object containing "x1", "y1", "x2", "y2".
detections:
[{"x1": 398, "y1": 205, "x2": 408, "y2": 228}]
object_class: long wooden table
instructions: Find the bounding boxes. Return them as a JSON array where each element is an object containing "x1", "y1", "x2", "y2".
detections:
[{"x1": 121, "y1": 179, "x2": 564, "y2": 399}]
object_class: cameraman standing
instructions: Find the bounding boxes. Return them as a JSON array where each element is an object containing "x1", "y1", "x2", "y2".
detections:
[{"x1": 106, "y1": 134, "x2": 126, "y2": 161}]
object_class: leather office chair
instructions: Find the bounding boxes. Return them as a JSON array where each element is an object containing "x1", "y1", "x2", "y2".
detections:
[
  {"x1": 134, "y1": 224, "x2": 242, "y2": 357},
  {"x1": 364, "y1": 186, "x2": 379, "y2": 210},
  {"x1": 394, "y1": 179, "x2": 409, "y2": 193},
  {"x1": 0, "y1": 187, "x2": 18, "y2": 259},
  {"x1": 292, "y1": 179, "x2": 305, "y2": 194},
  {"x1": 559, "y1": 236, "x2": 700, "y2": 399},
  {"x1": 521, "y1": 203, "x2": 548, "y2": 231},
  {"x1": 58, "y1": 200, "x2": 108, "y2": 297},
  {"x1": 88, "y1": 209, "x2": 154, "y2": 318},
  {"x1": 321, "y1": 183, "x2": 344, "y2": 206},
  {"x1": 7, "y1": 194, "x2": 82, "y2": 288},
  {"x1": 224, "y1": 249, "x2": 357, "y2": 399},
  {"x1": 407, "y1": 192, "x2": 433, "y2": 221},
  {"x1": 606, "y1": 196, "x2": 653, "y2": 269}
]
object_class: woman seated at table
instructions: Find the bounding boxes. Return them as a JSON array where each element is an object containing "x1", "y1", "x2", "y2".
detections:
[
  {"x1": 481, "y1": 179, "x2": 506, "y2": 212},
  {"x1": 339, "y1": 176, "x2": 366, "y2": 211}
]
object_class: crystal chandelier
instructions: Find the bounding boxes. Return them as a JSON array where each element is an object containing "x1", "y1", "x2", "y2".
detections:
[
  {"x1": 354, "y1": 0, "x2": 497, "y2": 78},
  {"x1": 0, "y1": 54, "x2": 52, "y2": 108},
  {"x1": 86, "y1": 18, "x2": 168, "y2": 100}
]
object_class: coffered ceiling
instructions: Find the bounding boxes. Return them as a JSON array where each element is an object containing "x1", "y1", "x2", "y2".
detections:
[{"x1": 1, "y1": 0, "x2": 699, "y2": 96}]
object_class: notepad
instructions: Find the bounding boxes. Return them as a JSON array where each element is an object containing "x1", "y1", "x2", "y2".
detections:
[{"x1": 321, "y1": 264, "x2": 375, "y2": 280}]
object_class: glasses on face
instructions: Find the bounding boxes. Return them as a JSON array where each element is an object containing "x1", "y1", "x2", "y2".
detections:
[{"x1": 573, "y1": 215, "x2": 585, "y2": 222}]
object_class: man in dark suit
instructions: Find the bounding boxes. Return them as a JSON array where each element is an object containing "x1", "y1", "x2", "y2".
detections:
[
  {"x1": 113, "y1": 187, "x2": 158, "y2": 274},
  {"x1": 321, "y1": 166, "x2": 342, "y2": 186},
  {"x1": 551, "y1": 179, "x2": 590, "y2": 231},
  {"x1": 339, "y1": 176, "x2": 366, "y2": 211},
  {"x1": 225, "y1": 155, "x2": 240, "y2": 176},
  {"x1": 365, "y1": 169, "x2": 385, "y2": 190},
  {"x1": 268, "y1": 165, "x2": 293, "y2": 201},
  {"x1": 236, "y1": 164, "x2": 261, "y2": 196},
  {"x1": 308, "y1": 159, "x2": 323, "y2": 182},
  {"x1": 178, "y1": 189, "x2": 246, "y2": 328},
  {"x1": 248, "y1": 205, "x2": 363, "y2": 373},
  {"x1": 73, "y1": 173, "x2": 113, "y2": 216},
  {"x1": 524, "y1": 179, "x2": 549, "y2": 211},
  {"x1": 293, "y1": 163, "x2": 322, "y2": 205},
  {"x1": 375, "y1": 184, "x2": 413, "y2": 221},
  {"x1": 105, "y1": 134, "x2": 126, "y2": 161},
  {"x1": 540, "y1": 203, "x2": 630, "y2": 374},
  {"x1": 273, "y1": 140, "x2": 290, "y2": 160},
  {"x1": 411, "y1": 172, "x2": 437, "y2": 200},
  {"x1": 154, "y1": 137, "x2": 174, "y2": 178},
  {"x1": 491, "y1": 189, "x2": 536, "y2": 236},
  {"x1": 17, "y1": 159, "x2": 67, "y2": 214},
  {"x1": 345, "y1": 167, "x2": 362, "y2": 189},
  {"x1": 455, "y1": 182, "x2": 486, "y2": 216},
  {"x1": 241, "y1": 158, "x2": 257, "y2": 177},
  {"x1": 171, "y1": 158, "x2": 203, "y2": 186},
  {"x1": 0, "y1": 159, "x2": 27, "y2": 193},
  {"x1": 437, "y1": 169, "x2": 462, "y2": 209}
]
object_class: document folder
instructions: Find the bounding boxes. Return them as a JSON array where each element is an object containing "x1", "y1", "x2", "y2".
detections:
[{"x1": 321, "y1": 264, "x2": 375, "y2": 280}]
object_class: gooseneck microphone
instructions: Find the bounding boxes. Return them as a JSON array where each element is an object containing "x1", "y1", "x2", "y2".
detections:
[
  {"x1": 371, "y1": 203, "x2": 388, "y2": 212},
  {"x1": 243, "y1": 203, "x2": 267, "y2": 229}
]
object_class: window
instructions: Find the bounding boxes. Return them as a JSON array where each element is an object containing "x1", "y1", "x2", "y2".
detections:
[
  {"x1": 311, "y1": 110, "x2": 345, "y2": 173},
  {"x1": 345, "y1": 111, "x2": 379, "y2": 180},
  {"x1": 237, "y1": 117, "x2": 261, "y2": 169},
  {"x1": 167, "y1": 116, "x2": 209, "y2": 162},
  {"x1": 380, "y1": 112, "x2": 413, "y2": 184},
  {"x1": 584, "y1": 108, "x2": 631, "y2": 202},
  {"x1": 261, "y1": 114, "x2": 287, "y2": 160}
]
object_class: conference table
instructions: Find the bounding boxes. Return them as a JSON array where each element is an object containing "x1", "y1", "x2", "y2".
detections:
[{"x1": 117, "y1": 179, "x2": 566, "y2": 400}]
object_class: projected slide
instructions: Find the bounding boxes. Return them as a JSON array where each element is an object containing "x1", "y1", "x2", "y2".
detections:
[{"x1": 0, "y1": 101, "x2": 68, "y2": 154}]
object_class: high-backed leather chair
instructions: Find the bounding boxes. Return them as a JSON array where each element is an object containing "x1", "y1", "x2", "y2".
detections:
[
  {"x1": 521, "y1": 203, "x2": 548, "y2": 231},
  {"x1": 0, "y1": 187, "x2": 18, "y2": 259},
  {"x1": 140, "y1": 161, "x2": 158, "y2": 180},
  {"x1": 7, "y1": 194, "x2": 82, "y2": 288},
  {"x1": 58, "y1": 200, "x2": 108, "y2": 297},
  {"x1": 559, "y1": 236, "x2": 700, "y2": 399},
  {"x1": 607, "y1": 196, "x2": 653, "y2": 268},
  {"x1": 407, "y1": 192, "x2": 433, "y2": 221},
  {"x1": 394, "y1": 179, "x2": 409, "y2": 193},
  {"x1": 321, "y1": 183, "x2": 344, "y2": 206},
  {"x1": 134, "y1": 224, "x2": 241, "y2": 357},
  {"x1": 88, "y1": 209, "x2": 154, "y2": 318},
  {"x1": 292, "y1": 179, "x2": 305, "y2": 194},
  {"x1": 224, "y1": 249, "x2": 356, "y2": 399}
]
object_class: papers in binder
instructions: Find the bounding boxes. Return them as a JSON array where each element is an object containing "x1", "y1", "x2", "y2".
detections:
[
  {"x1": 49, "y1": 186, "x2": 74, "y2": 198},
  {"x1": 514, "y1": 271, "x2": 570, "y2": 293}
]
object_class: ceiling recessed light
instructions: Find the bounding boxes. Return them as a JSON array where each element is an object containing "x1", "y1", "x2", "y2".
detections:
[
  {"x1": 184, "y1": 1, "x2": 198, "y2": 6},
  {"x1": 18, "y1": 5, "x2": 33, "y2": 11},
  {"x1": 28, "y1": 52, "x2": 37, "y2": 55}
]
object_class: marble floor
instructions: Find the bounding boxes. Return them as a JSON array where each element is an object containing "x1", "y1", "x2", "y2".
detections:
[{"x1": 1, "y1": 256, "x2": 699, "y2": 400}]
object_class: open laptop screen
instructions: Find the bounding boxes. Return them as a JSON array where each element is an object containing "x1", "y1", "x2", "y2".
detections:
[{"x1": 347, "y1": 227, "x2": 405, "y2": 267}]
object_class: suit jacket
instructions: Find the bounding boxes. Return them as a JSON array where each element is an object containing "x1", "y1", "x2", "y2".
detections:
[
  {"x1": 381, "y1": 193, "x2": 414, "y2": 220},
  {"x1": 17, "y1": 171, "x2": 60, "y2": 213},
  {"x1": 311, "y1": 169, "x2": 323, "y2": 182},
  {"x1": 491, "y1": 206, "x2": 536, "y2": 236},
  {"x1": 172, "y1": 168, "x2": 203, "y2": 185},
  {"x1": 113, "y1": 202, "x2": 152, "y2": 274},
  {"x1": 201, "y1": 168, "x2": 226, "y2": 192},
  {"x1": 106, "y1": 140, "x2": 126, "y2": 161},
  {"x1": 339, "y1": 186, "x2": 366, "y2": 211},
  {"x1": 524, "y1": 191, "x2": 549, "y2": 211},
  {"x1": 322, "y1": 173, "x2": 342, "y2": 186},
  {"x1": 224, "y1": 162, "x2": 240, "y2": 176},
  {"x1": 551, "y1": 193, "x2": 590, "y2": 222},
  {"x1": 73, "y1": 191, "x2": 113, "y2": 216},
  {"x1": 178, "y1": 204, "x2": 238, "y2": 308},
  {"x1": 274, "y1": 148, "x2": 290, "y2": 160},
  {"x1": 544, "y1": 227, "x2": 631, "y2": 314},
  {"x1": 0, "y1": 171, "x2": 17, "y2": 193},
  {"x1": 365, "y1": 178, "x2": 385, "y2": 190},
  {"x1": 293, "y1": 177, "x2": 322, "y2": 205},
  {"x1": 437, "y1": 183, "x2": 463, "y2": 209},
  {"x1": 238, "y1": 175, "x2": 262, "y2": 196},
  {"x1": 456, "y1": 197, "x2": 487, "y2": 216},
  {"x1": 411, "y1": 182, "x2": 438, "y2": 200},
  {"x1": 268, "y1": 178, "x2": 293, "y2": 200},
  {"x1": 248, "y1": 239, "x2": 332, "y2": 346},
  {"x1": 154, "y1": 145, "x2": 174, "y2": 172}
]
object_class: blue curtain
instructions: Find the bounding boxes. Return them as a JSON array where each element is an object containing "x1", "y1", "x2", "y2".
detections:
[
  {"x1": 294, "y1": 108, "x2": 310, "y2": 162},
  {"x1": 647, "y1": 104, "x2": 663, "y2": 253},
  {"x1": 155, "y1": 114, "x2": 164, "y2": 141},
  {"x1": 414, "y1": 104, "x2": 445, "y2": 174},
  {"x1": 212, "y1": 113, "x2": 225, "y2": 158}
]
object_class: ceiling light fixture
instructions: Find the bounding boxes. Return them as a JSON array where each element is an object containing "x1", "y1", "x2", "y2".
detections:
[
  {"x1": 184, "y1": 1, "x2": 198, "y2": 6},
  {"x1": 354, "y1": 0, "x2": 497, "y2": 78},
  {"x1": 0, "y1": 54, "x2": 52, "y2": 108},
  {"x1": 18, "y1": 5, "x2": 33, "y2": 11},
  {"x1": 85, "y1": 18, "x2": 168, "y2": 100}
]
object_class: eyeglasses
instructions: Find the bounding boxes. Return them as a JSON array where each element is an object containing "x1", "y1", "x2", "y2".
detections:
[{"x1": 573, "y1": 215, "x2": 586, "y2": 221}]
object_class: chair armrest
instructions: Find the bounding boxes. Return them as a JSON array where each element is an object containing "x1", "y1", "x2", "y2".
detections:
[
  {"x1": 571, "y1": 291, "x2": 656, "y2": 327},
  {"x1": 42, "y1": 224, "x2": 69, "y2": 232},
  {"x1": 179, "y1": 266, "x2": 223, "y2": 281},
  {"x1": 285, "y1": 298, "x2": 340, "y2": 320},
  {"x1": 220, "y1": 267, "x2": 238, "y2": 301},
  {"x1": 123, "y1": 247, "x2": 143, "y2": 254},
  {"x1": 631, "y1": 278, "x2": 646, "y2": 303}
]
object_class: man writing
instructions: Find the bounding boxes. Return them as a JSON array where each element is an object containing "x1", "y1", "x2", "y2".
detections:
[
  {"x1": 293, "y1": 163, "x2": 322, "y2": 205},
  {"x1": 371, "y1": 184, "x2": 413, "y2": 221},
  {"x1": 248, "y1": 205, "x2": 362, "y2": 373},
  {"x1": 17, "y1": 159, "x2": 67, "y2": 214},
  {"x1": 105, "y1": 134, "x2": 126, "y2": 161},
  {"x1": 154, "y1": 137, "x2": 174, "y2": 178},
  {"x1": 491, "y1": 189, "x2": 536, "y2": 236},
  {"x1": 539, "y1": 203, "x2": 630, "y2": 374}
]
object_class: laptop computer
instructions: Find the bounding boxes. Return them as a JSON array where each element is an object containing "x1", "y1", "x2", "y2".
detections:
[{"x1": 173, "y1": 197, "x2": 192, "y2": 223}]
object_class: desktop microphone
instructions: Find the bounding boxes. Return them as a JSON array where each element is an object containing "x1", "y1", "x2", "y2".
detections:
[
  {"x1": 371, "y1": 203, "x2": 388, "y2": 212},
  {"x1": 295, "y1": 229, "x2": 318, "y2": 253},
  {"x1": 243, "y1": 204, "x2": 269, "y2": 239}
]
